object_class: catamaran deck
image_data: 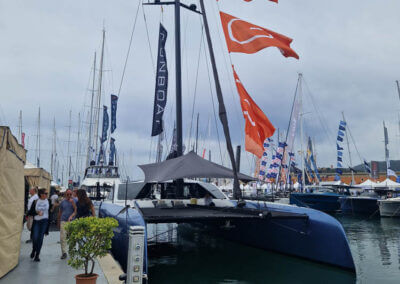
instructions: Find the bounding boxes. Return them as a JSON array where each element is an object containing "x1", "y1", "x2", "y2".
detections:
[{"x1": 138, "y1": 205, "x2": 309, "y2": 224}]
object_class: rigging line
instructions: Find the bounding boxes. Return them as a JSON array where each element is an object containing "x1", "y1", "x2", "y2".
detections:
[
  {"x1": 187, "y1": 26, "x2": 204, "y2": 151},
  {"x1": 213, "y1": 0, "x2": 245, "y2": 138},
  {"x1": 213, "y1": 0, "x2": 256, "y2": 174},
  {"x1": 104, "y1": 37, "x2": 115, "y2": 93},
  {"x1": 302, "y1": 77, "x2": 335, "y2": 147},
  {"x1": 117, "y1": 0, "x2": 141, "y2": 97},
  {"x1": 142, "y1": 2, "x2": 156, "y2": 74},
  {"x1": 201, "y1": 27, "x2": 224, "y2": 165},
  {"x1": 346, "y1": 123, "x2": 364, "y2": 164}
]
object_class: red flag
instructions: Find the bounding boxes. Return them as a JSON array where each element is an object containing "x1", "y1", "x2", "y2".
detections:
[
  {"x1": 220, "y1": 11, "x2": 299, "y2": 59},
  {"x1": 21, "y1": 132, "x2": 25, "y2": 148},
  {"x1": 233, "y1": 67, "x2": 275, "y2": 158}
]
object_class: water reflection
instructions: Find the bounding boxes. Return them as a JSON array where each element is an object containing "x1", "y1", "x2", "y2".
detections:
[
  {"x1": 148, "y1": 225, "x2": 355, "y2": 284},
  {"x1": 337, "y1": 215, "x2": 400, "y2": 283}
]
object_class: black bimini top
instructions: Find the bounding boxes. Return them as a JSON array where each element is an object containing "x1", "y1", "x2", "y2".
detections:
[{"x1": 138, "y1": 151, "x2": 256, "y2": 182}]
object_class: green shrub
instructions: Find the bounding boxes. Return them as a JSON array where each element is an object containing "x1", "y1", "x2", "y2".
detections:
[{"x1": 65, "y1": 217, "x2": 118, "y2": 275}]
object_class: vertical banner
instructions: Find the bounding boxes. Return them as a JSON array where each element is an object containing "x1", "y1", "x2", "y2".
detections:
[
  {"x1": 111, "y1": 95, "x2": 118, "y2": 134},
  {"x1": 151, "y1": 24, "x2": 168, "y2": 137},
  {"x1": 101, "y1": 106, "x2": 109, "y2": 143},
  {"x1": 109, "y1": 138, "x2": 116, "y2": 165},
  {"x1": 371, "y1": 161, "x2": 379, "y2": 179},
  {"x1": 21, "y1": 132, "x2": 25, "y2": 148}
]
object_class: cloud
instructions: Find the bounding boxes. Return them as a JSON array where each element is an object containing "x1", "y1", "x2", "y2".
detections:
[{"x1": 1, "y1": 0, "x2": 400, "y2": 182}]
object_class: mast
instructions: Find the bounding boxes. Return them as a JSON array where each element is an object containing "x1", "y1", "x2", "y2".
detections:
[
  {"x1": 18, "y1": 110, "x2": 22, "y2": 143},
  {"x1": 300, "y1": 112, "x2": 305, "y2": 190},
  {"x1": 383, "y1": 121, "x2": 390, "y2": 176},
  {"x1": 199, "y1": 0, "x2": 241, "y2": 199},
  {"x1": 76, "y1": 112, "x2": 81, "y2": 180},
  {"x1": 195, "y1": 113, "x2": 199, "y2": 154},
  {"x1": 87, "y1": 52, "x2": 96, "y2": 167},
  {"x1": 94, "y1": 30, "x2": 105, "y2": 159},
  {"x1": 175, "y1": 0, "x2": 183, "y2": 158},
  {"x1": 35, "y1": 107, "x2": 41, "y2": 167},
  {"x1": 51, "y1": 117, "x2": 56, "y2": 178},
  {"x1": 67, "y1": 110, "x2": 72, "y2": 179},
  {"x1": 396, "y1": 80, "x2": 400, "y2": 102},
  {"x1": 342, "y1": 112, "x2": 354, "y2": 185}
]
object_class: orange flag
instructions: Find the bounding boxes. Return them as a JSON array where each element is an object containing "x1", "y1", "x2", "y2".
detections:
[
  {"x1": 233, "y1": 67, "x2": 275, "y2": 158},
  {"x1": 220, "y1": 11, "x2": 299, "y2": 59}
]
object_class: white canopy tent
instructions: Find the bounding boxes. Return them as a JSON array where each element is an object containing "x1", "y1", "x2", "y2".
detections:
[
  {"x1": 374, "y1": 178, "x2": 400, "y2": 189},
  {"x1": 355, "y1": 179, "x2": 379, "y2": 189}
]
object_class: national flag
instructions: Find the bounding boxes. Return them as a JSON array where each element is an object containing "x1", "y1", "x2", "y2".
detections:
[
  {"x1": 387, "y1": 168, "x2": 397, "y2": 178},
  {"x1": 220, "y1": 11, "x2": 299, "y2": 59},
  {"x1": 233, "y1": 67, "x2": 275, "y2": 158}
]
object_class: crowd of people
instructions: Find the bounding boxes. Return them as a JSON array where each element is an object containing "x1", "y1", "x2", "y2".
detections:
[{"x1": 26, "y1": 187, "x2": 96, "y2": 262}]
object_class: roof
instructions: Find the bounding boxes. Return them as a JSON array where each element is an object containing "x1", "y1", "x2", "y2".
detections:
[{"x1": 138, "y1": 151, "x2": 256, "y2": 182}]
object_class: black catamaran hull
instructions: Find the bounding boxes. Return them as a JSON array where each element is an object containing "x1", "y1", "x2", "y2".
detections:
[{"x1": 100, "y1": 201, "x2": 355, "y2": 273}]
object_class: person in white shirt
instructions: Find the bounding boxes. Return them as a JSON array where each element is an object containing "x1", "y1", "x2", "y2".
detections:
[
  {"x1": 31, "y1": 189, "x2": 49, "y2": 262},
  {"x1": 26, "y1": 187, "x2": 39, "y2": 243}
]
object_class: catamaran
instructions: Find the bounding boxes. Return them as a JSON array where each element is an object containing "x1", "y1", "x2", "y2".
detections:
[{"x1": 98, "y1": 0, "x2": 356, "y2": 279}]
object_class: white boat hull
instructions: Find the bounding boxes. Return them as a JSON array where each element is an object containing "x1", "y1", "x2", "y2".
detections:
[{"x1": 378, "y1": 198, "x2": 400, "y2": 217}]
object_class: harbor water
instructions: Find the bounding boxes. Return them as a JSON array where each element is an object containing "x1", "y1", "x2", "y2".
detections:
[{"x1": 147, "y1": 215, "x2": 400, "y2": 284}]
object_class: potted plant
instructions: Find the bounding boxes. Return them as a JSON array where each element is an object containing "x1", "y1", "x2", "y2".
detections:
[{"x1": 65, "y1": 217, "x2": 118, "y2": 284}]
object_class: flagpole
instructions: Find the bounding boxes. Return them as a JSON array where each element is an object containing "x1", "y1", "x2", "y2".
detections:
[
  {"x1": 199, "y1": 0, "x2": 241, "y2": 200},
  {"x1": 342, "y1": 112, "x2": 354, "y2": 185}
]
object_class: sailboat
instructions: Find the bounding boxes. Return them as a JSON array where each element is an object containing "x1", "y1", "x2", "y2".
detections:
[
  {"x1": 80, "y1": 30, "x2": 121, "y2": 202},
  {"x1": 99, "y1": 0, "x2": 355, "y2": 278},
  {"x1": 378, "y1": 121, "x2": 400, "y2": 217}
]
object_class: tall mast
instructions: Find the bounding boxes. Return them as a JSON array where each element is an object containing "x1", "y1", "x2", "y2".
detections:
[
  {"x1": 383, "y1": 121, "x2": 390, "y2": 176},
  {"x1": 18, "y1": 110, "x2": 22, "y2": 143},
  {"x1": 67, "y1": 110, "x2": 72, "y2": 179},
  {"x1": 94, "y1": 30, "x2": 105, "y2": 159},
  {"x1": 51, "y1": 117, "x2": 56, "y2": 177},
  {"x1": 342, "y1": 112, "x2": 354, "y2": 184},
  {"x1": 76, "y1": 112, "x2": 81, "y2": 180},
  {"x1": 87, "y1": 52, "x2": 96, "y2": 167},
  {"x1": 195, "y1": 113, "x2": 199, "y2": 154},
  {"x1": 174, "y1": 0, "x2": 183, "y2": 158},
  {"x1": 199, "y1": 0, "x2": 241, "y2": 199},
  {"x1": 35, "y1": 107, "x2": 41, "y2": 167},
  {"x1": 300, "y1": 113, "x2": 305, "y2": 190},
  {"x1": 396, "y1": 80, "x2": 400, "y2": 102}
]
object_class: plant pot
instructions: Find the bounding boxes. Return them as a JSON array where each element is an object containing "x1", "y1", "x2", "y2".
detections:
[{"x1": 75, "y1": 273, "x2": 98, "y2": 284}]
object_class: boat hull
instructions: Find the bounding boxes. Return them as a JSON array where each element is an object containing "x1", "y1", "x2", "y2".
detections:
[
  {"x1": 378, "y1": 200, "x2": 400, "y2": 217},
  {"x1": 98, "y1": 203, "x2": 148, "y2": 271},
  {"x1": 100, "y1": 200, "x2": 355, "y2": 273},
  {"x1": 290, "y1": 193, "x2": 342, "y2": 212},
  {"x1": 339, "y1": 197, "x2": 379, "y2": 215},
  {"x1": 206, "y1": 201, "x2": 355, "y2": 272}
]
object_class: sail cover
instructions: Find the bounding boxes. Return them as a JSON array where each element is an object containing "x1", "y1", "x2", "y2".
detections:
[{"x1": 139, "y1": 151, "x2": 255, "y2": 182}]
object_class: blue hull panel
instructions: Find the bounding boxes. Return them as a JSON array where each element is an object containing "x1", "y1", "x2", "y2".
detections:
[
  {"x1": 100, "y1": 201, "x2": 355, "y2": 273},
  {"x1": 290, "y1": 193, "x2": 342, "y2": 212},
  {"x1": 98, "y1": 203, "x2": 147, "y2": 272},
  {"x1": 339, "y1": 197, "x2": 379, "y2": 215}
]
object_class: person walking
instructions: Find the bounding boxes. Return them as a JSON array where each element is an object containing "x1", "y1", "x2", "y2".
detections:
[
  {"x1": 57, "y1": 189, "x2": 77, "y2": 259},
  {"x1": 31, "y1": 189, "x2": 49, "y2": 262},
  {"x1": 76, "y1": 189, "x2": 95, "y2": 218},
  {"x1": 26, "y1": 187, "x2": 38, "y2": 243}
]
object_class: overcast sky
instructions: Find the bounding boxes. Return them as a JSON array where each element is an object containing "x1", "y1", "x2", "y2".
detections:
[{"x1": 1, "y1": 0, "x2": 400, "y2": 182}]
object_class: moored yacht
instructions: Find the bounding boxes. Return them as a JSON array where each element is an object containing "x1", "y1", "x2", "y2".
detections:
[
  {"x1": 378, "y1": 197, "x2": 400, "y2": 217},
  {"x1": 99, "y1": 151, "x2": 355, "y2": 273}
]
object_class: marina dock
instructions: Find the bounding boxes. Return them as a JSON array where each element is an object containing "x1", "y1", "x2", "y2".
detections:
[{"x1": 1, "y1": 228, "x2": 121, "y2": 284}]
